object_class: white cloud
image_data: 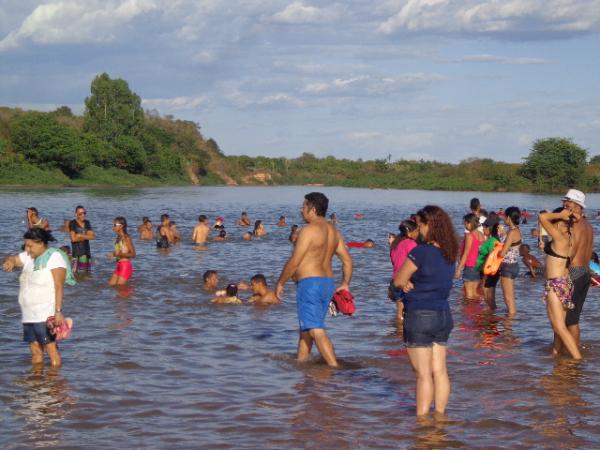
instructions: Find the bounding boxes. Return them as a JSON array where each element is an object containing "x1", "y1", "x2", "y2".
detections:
[
  {"x1": 377, "y1": 0, "x2": 600, "y2": 38},
  {"x1": 446, "y1": 53, "x2": 553, "y2": 64},
  {"x1": 303, "y1": 73, "x2": 444, "y2": 96},
  {"x1": 143, "y1": 95, "x2": 208, "y2": 112},
  {"x1": 476, "y1": 122, "x2": 496, "y2": 135},
  {"x1": 269, "y1": 2, "x2": 340, "y2": 24},
  {"x1": 0, "y1": 0, "x2": 157, "y2": 51}
]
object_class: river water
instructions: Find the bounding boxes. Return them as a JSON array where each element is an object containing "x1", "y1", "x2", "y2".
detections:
[{"x1": 1, "y1": 186, "x2": 599, "y2": 449}]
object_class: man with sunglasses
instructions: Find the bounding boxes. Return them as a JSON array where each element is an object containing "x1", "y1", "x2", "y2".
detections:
[{"x1": 69, "y1": 205, "x2": 96, "y2": 272}]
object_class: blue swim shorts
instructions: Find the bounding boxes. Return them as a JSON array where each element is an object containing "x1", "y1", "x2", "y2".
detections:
[
  {"x1": 296, "y1": 277, "x2": 335, "y2": 331},
  {"x1": 23, "y1": 322, "x2": 55, "y2": 345}
]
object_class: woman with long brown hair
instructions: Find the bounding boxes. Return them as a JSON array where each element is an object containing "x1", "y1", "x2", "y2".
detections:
[{"x1": 393, "y1": 205, "x2": 458, "y2": 416}]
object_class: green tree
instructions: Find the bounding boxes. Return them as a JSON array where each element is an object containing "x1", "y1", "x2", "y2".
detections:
[
  {"x1": 114, "y1": 135, "x2": 147, "y2": 174},
  {"x1": 590, "y1": 154, "x2": 600, "y2": 164},
  {"x1": 83, "y1": 73, "x2": 144, "y2": 142},
  {"x1": 10, "y1": 112, "x2": 90, "y2": 177},
  {"x1": 520, "y1": 138, "x2": 587, "y2": 191}
]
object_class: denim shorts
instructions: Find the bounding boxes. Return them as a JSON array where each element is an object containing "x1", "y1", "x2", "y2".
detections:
[
  {"x1": 463, "y1": 266, "x2": 481, "y2": 282},
  {"x1": 500, "y1": 262, "x2": 519, "y2": 279},
  {"x1": 403, "y1": 309, "x2": 453, "y2": 347},
  {"x1": 388, "y1": 279, "x2": 405, "y2": 302},
  {"x1": 23, "y1": 322, "x2": 55, "y2": 345}
]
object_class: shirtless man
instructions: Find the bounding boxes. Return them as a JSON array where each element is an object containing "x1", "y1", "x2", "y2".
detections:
[
  {"x1": 138, "y1": 217, "x2": 154, "y2": 240},
  {"x1": 238, "y1": 212, "x2": 251, "y2": 227},
  {"x1": 561, "y1": 189, "x2": 594, "y2": 348},
  {"x1": 249, "y1": 274, "x2": 280, "y2": 305},
  {"x1": 192, "y1": 215, "x2": 209, "y2": 244},
  {"x1": 277, "y1": 216, "x2": 287, "y2": 227},
  {"x1": 276, "y1": 192, "x2": 353, "y2": 367},
  {"x1": 203, "y1": 270, "x2": 219, "y2": 291}
]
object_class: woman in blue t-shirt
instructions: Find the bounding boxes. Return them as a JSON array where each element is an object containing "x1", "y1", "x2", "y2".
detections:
[{"x1": 393, "y1": 205, "x2": 458, "y2": 416}]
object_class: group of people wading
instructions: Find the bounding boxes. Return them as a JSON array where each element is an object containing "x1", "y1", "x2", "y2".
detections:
[{"x1": 3, "y1": 189, "x2": 596, "y2": 417}]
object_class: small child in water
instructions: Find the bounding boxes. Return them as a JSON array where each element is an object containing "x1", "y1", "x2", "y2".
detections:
[
  {"x1": 520, "y1": 244, "x2": 543, "y2": 278},
  {"x1": 212, "y1": 283, "x2": 242, "y2": 304}
]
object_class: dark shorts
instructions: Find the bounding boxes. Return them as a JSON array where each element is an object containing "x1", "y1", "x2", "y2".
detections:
[
  {"x1": 484, "y1": 272, "x2": 500, "y2": 288},
  {"x1": 388, "y1": 279, "x2": 405, "y2": 302},
  {"x1": 566, "y1": 271, "x2": 591, "y2": 326},
  {"x1": 403, "y1": 309, "x2": 453, "y2": 348},
  {"x1": 500, "y1": 262, "x2": 519, "y2": 279},
  {"x1": 296, "y1": 277, "x2": 336, "y2": 331},
  {"x1": 463, "y1": 266, "x2": 481, "y2": 282},
  {"x1": 23, "y1": 322, "x2": 55, "y2": 345}
]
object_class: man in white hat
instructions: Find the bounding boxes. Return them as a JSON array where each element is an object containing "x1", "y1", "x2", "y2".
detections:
[{"x1": 559, "y1": 189, "x2": 594, "y2": 352}]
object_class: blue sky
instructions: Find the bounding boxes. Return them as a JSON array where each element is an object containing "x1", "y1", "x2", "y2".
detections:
[{"x1": 1, "y1": 0, "x2": 599, "y2": 162}]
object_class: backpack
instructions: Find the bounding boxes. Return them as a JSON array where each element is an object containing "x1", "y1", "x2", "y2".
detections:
[
  {"x1": 332, "y1": 289, "x2": 356, "y2": 316},
  {"x1": 483, "y1": 241, "x2": 504, "y2": 276}
]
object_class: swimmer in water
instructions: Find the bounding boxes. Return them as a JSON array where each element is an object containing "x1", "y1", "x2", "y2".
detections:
[
  {"x1": 289, "y1": 225, "x2": 299, "y2": 243},
  {"x1": 109, "y1": 217, "x2": 136, "y2": 286},
  {"x1": 248, "y1": 274, "x2": 280, "y2": 305},
  {"x1": 214, "y1": 229, "x2": 227, "y2": 241},
  {"x1": 347, "y1": 239, "x2": 375, "y2": 248},
  {"x1": 203, "y1": 270, "x2": 219, "y2": 291},
  {"x1": 138, "y1": 217, "x2": 154, "y2": 240},
  {"x1": 253, "y1": 220, "x2": 267, "y2": 237},
  {"x1": 26, "y1": 207, "x2": 50, "y2": 231},
  {"x1": 156, "y1": 214, "x2": 174, "y2": 249},
  {"x1": 520, "y1": 244, "x2": 543, "y2": 278},
  {"x1": 170, "y1": 221, "x2": 181, "y2": 244},
  {"x1": 213, "y1": 217, "x2": 225, "y2": 229},
  {"x1": 242, "y1": 232, "x2": 253, "y2": 241},
  {"x1": 211, "y1": 283, "x2": 242, "y2": 304},
  {"x1": 192, "y1": 215, "x2": 209, "y2": 245},
  {"x1": 238, "y1": 212, "x2": 251, "y2": 227},
  {"x1": 277, "y1": 216, "x2": 287, "y2": 227},
  {"x1": 329, "y1": 213, "x2": 337, "y2": 225}
]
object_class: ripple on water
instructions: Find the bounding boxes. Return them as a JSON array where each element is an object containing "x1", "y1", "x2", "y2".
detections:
[{"x1": 1, "y1": 187, "x2": 600, "y2": 449}]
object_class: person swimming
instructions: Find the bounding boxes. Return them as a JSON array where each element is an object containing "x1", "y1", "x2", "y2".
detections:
[
  {"x1": 211, "y1": 283, "x2": 242, "y2": 304},
  {"x1": 214, "y1": 229, "x2": 227, "y2": 241},
  {"x1": 253, "y1": 220, "x2": 267, "y2": 237},
  {"x1": 277, "y1": 216, "x2": 287, "y2": 227},
  {"x1": 242, "y1": 232, "x2": 253, "y2": 241},
  {"x1": 346, "y1": 239, "x2": 375, "y2": 248},
  {"x1": 249, "y1": 274, "x2": 279, "y2": 305},
  {"x1": 238, "y1": 212, "x2": 251, "y2": 227}
]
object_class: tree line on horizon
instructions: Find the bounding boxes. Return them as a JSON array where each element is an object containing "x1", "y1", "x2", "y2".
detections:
[{"x1": 0, "y1": 73, "x2": 598, "y2": 192}]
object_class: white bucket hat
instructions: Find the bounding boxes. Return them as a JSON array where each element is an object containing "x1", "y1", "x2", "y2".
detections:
[{"x1": 562, "y1": 189, "x2": 586, "y2": 208}]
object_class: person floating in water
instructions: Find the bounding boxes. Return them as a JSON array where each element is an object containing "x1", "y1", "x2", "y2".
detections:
[
  {"x1": 69, "y1": 205, "x2": 95, "y2": 272},
  {"x1": 192, "y1": 215, "x2": 209, "y2": 245},
  {"x1": 238, "y1": 212, "x2": 251, "y2": 227},
  {"x1": 249, "y1": 274, "x2": 280, "y2": 305},
  {"x1": 520, "y1": 244, "x2": 543, "y2": 278},
  {"x1": 211, "y1": 283, "x2": 242, "y2": 304},
  {"x1": 276, "y1": 192, "x2": 353, "y2": 367},
  {"x1": 138, "y1": 217, "x2": 154, "y2": 240},
  {"x1": 109, "y1": 217, "x2": 136, "y2": 286},
  {"x1": 347, "y1": 239, "x2": 375, "y2": 248}
]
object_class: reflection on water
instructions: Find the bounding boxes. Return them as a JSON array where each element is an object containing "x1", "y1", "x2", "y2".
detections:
[
  {"x1": 0, "y1": 186, "x2": 599, "y2": 448},
  {"x1": 11, "y1": 367, "x2": 74, "y2": 448}
]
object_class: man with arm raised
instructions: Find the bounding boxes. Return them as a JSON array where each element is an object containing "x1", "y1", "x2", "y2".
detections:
[{"x1": 276, "y1": 192, "x2": 352, "y2": 367}]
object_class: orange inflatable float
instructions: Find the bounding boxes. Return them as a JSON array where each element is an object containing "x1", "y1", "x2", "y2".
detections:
[{"x1": 483, "y1": 241, "x2": 504, "y2": 276}]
